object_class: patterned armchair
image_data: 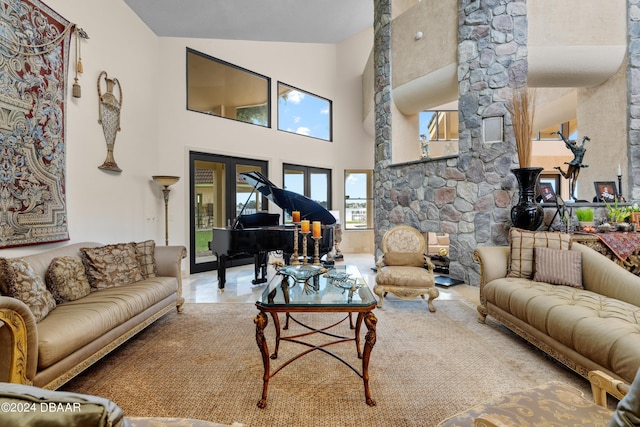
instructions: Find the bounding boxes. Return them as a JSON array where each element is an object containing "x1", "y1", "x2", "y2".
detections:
[
  {"x1": 437, "y1": 370, "x2": 639, "y2": 427},
  {"x1": 374, "y1": 226, "x2": 439, "y2": 312}
]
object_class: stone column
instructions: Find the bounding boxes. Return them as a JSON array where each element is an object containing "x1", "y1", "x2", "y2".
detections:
[
  {"x1": 629, "y1": 0, "x2": 640, "y2": 200},
  {"x1": 457, "y1": 0, "x2": 528, "y2": 284},
  {"x1": 373, "y1": 0, "x2": 392, "y2": 258}
]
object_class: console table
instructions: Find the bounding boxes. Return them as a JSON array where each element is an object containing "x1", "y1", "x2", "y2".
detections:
[{"x1": 571, "y1": 232, "x2": 640, "y2": 275}]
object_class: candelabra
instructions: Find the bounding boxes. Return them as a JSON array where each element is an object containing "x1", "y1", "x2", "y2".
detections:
[
  {"x1": 312, "y1": 236, "x2": 322, "y2": 266},
  {"x1": 301, "y1": 231, "x2": 310, "y2": 265},
  {"x1": 618, "y1": 173, "x2": 624, "y2": 202},
  {"x1": 292, "y1": 222, "x2": 300, "y2": 265}
]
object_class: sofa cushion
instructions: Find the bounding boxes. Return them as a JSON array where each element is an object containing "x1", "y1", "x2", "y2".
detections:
[
  {"x1": 135, "y1": 240, "x2": 158, "y2": 279},
  {"x1": 4, "y1": 258, "x2": 57, "y2": 322},
  {"x1": 376, "y1": 266, "x2": 434, "y2": 288},
  {"x1": 508, "y1": 228, "x2": 571, "y2": 279},
  {"x1": 46, "y1": 256, "x2": 91, "y2": 303},
  {"x1": 533, "y1": 247, "x2": 583, "y2": 289},
  {"x1": 81, "y1": 243, "x2": 144, "y2": 290},
  {"x1": 37, "y1": 276, "x2": 178, "y2": 369},
  {"x1": 484, "y1": 278, "x2": 640, "y2": 384},
  {"x1": 383, "y1": 252, "x2": 425, "y2": 267}
]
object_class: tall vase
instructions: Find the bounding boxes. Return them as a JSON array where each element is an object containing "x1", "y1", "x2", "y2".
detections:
[{"x1": 511, "y1": 167, "x2": 544, "y2": 231}]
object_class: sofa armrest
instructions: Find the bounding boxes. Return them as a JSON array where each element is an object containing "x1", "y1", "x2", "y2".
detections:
[
  {"x1": 473, "y1": 246, "x2": 509, "y2": 285},
  {"x1": 0, "y1": 296, "x2": 38, "y2": 384},
  {"x1": 154, "y1": 245, "x2": 187, "y2": 312},
  {"x1": 154, "y1": 245, "x2": 187, "y2": 278},
  {"x1": 589, "y1": 370, "x2": 628, "y2": 407}
]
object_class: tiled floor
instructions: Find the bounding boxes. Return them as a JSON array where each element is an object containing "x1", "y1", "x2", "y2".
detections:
[{"x1": 182, "y1": 253, "x2": 480, "y2": 306}]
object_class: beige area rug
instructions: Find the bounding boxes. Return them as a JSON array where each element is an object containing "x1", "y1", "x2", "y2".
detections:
[{"x1": 62, "y1": 300, "x2": 591, "y2": 427}]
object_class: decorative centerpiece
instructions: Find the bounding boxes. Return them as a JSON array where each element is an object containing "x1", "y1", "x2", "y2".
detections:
[
  {"x1": 508, "y1": 87, "x2": 543, "y2": 231},
  {"x1": 576, "y1": 208, "x2": 594, "y2": 230}
]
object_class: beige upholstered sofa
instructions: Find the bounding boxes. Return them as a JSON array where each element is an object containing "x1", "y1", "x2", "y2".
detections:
[
  {"x1": 474, "y1": 229, "x2": 640, "y2": 388},
  {"x1": 0, "y1": 241, "x2": 186, "y2": 390}
]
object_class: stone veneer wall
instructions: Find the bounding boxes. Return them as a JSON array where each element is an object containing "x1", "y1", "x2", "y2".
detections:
[
  {"x1": 630, "y1": 1, "x2": 640, "y2": 201},
  {"x1": 373, "y1": 0, "x2": 529, "y2": 286}
]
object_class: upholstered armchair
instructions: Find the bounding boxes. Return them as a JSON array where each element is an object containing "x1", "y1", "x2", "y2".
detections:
[{"x1": 374, "y1": 225, "x2": 439, "y2": 312}]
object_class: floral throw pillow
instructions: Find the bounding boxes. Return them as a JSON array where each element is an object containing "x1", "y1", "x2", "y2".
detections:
[
  {"x1": 135, "y1": 240, "x2": 157, "y2": 279},
  {"x1": 6, "y1": 258, "x2": 57, "y2": 322},
  {"x1": 80, "y1": 243, "x2": 144, "y2": 290},
  {"x1": 46, "y1": 256, "x2": 91, "y2": 303}
]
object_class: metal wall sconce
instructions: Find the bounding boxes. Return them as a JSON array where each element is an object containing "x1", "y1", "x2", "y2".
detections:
[{"x1": 152, "y1": 175, "x2": 180, "y2": 245}]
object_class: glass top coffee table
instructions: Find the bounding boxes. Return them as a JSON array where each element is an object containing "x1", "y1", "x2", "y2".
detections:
[{"x1": 254, "y1": 264, "x2": 378, "y2": 408}]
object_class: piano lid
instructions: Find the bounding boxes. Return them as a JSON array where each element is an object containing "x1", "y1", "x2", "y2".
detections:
[{"x1": 240, "y1": 171, "x2": 336, "y2": 225}]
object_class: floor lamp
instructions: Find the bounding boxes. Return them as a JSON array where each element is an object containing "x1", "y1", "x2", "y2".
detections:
[{"x1": 152, "y1": 175, "x2": 180, "y2": 245}]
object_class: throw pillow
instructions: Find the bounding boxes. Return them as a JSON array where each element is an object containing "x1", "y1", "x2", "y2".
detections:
[
  {"x1": 0, "y1": 257, "x2": 13, "y2": 296},
  {"x1": 6, "y1": 258, "x2": 56, "y2": 322},
  {"x1": 533, "y1": 247, "x2": 583, "y2": 288},
  {"x1": 135, "y1": 240, "x2": 157, "y2": 279},
  {"x1": 80, "y1": 243, "x2": 144, "y2": 290},
  {"x1": 507, "y1": 228, "x2": 572, "y2": 279},
  {"x1": 383, "y1": 252, "x2": 425, "y2": 267},
  {"x1": 46, "y1": 256, "x2": 91, "y2": 304}
]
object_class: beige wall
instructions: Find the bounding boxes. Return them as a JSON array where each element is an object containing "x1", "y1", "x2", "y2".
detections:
[
  {"x1": 575, "y1": 61, "x2": 628, "y2": 200},
  {"x1": 4, "y1": 0, "x2": 376, "y2": 260}
]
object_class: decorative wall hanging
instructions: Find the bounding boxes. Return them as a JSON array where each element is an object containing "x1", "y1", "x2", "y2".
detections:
[
  {"x1": 0, "y1": 0, "x2": 75, "y2": 248},
  {"x1": 97, "y1": 71, "x2": 123, "y2": 172}
]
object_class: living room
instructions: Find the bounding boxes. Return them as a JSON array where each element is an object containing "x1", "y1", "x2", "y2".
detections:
[{"x1": 1, "y1": 0, "x2": 639, "y2": 425}]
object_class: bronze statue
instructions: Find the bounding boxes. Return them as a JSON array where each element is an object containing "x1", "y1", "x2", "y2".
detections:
[{"x1": 554, "y1": 131, "x2": 589, "y2": 200}]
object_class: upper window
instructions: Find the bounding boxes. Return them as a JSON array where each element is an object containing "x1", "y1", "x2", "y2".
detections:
[
  {"x1": 186, "y1": 48, "x2": 270, "y2": 127},
  {"x1": 534, "y1": 120, "x2": 578, "y2": 140},
  {"x1": 278, "y1": 82, "x2": 332, "y2": 141},
  {"x1": 418, "y1": 110, "x2": 459, "y2": 159}
]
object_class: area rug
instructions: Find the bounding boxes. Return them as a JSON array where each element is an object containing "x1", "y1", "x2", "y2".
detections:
[
  {"x1": 0, "y1": 0, "x2": 72, "y2": 247},
  {"x1": 62, "y1": 301, "x2": 591, "y2": 427}
]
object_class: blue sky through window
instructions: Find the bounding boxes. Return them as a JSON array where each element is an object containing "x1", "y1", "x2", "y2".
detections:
[{"x1": 278, "y1": 84, "x2": 331, "y2": 141}]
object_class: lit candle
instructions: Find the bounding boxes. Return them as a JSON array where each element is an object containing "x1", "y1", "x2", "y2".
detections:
[
  {"x1": 312, "y1": 221, "x2": 322, "y2": 238},
  {"x1": 300, "y1": 220, "x2": 310, "y2": 233},
  {"x1": 618, "y1": 164, "x2": 622, "y2": 176},
  {"x1": 292, "y1": 211, "x2": 300, "y2": 223}
]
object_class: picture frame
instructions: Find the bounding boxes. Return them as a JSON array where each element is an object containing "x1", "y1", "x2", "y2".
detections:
[
  {"x1": 537, "y1": 173, "x2": 560, "y2": 203},
  {"x1": 594, "y1": 181, "x2": 617, "y2": 203},
  {"x1": 538, "y1": 182, "x2": 556, "y2": 203},
  {"x1": 632, "y1": 212, "x2": 640, "y2": 229}
]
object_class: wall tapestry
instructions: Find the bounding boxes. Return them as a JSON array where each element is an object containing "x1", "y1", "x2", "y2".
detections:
[{"x1": 0, "y1": 0, "x2": 72, "y2": 247}]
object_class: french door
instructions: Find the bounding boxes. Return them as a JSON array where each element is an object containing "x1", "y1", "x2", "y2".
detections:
[{"x1": 189, "y1": 151, "x2": 268, "y2": 273}]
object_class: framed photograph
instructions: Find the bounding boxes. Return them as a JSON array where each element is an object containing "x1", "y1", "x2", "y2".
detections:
[
  {"x1": 632, "y1": 212, "x2": 640, "y2": 228},
  {"x1": 594, "y1": 181, "x2": 617, "y2": 203},
  {"x1": 538, "y1": 182, "x2": 556, "y2": 203},
  {"x1": 537, "y1": 173, "x2": 560, "y2": 203}
]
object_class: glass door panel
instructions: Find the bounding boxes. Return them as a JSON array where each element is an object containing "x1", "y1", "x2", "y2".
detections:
[
  {"x1": 236, "y1": 164, "x2": 266, "y2": 219},
  {"x1": 193, "y1": 160, "x2": 225, "y2": 268},
  {"x1": 283, "y1": 168, "x2": 305, "y2": 223},
  {"x1": 189, "y1": 152, "x2": 268, "y2": 274},
  {"x1": 310, "y1": 172, "x2": 328, "y2": 210}
]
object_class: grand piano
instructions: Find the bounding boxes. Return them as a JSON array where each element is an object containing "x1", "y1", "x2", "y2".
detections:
[{"x1": 210, "y1": 171, "x2": 335, "y2": 289}]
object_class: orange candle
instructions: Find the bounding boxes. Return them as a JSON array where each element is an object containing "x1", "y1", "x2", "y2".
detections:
[
  {"x1": 300, "y1": 220, "x2": 310, "y2": 233},
  {"x1": 292, "y1": 211, "x2": 300, "y2": 223},
  {"x1": 312, "y1": 221, "x2": 321, "y2": 238}
]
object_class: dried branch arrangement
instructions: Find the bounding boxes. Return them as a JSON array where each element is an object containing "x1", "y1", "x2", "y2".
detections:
[{"x1": 509, "y1": 87, "x2": 536, "y2": 168}]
